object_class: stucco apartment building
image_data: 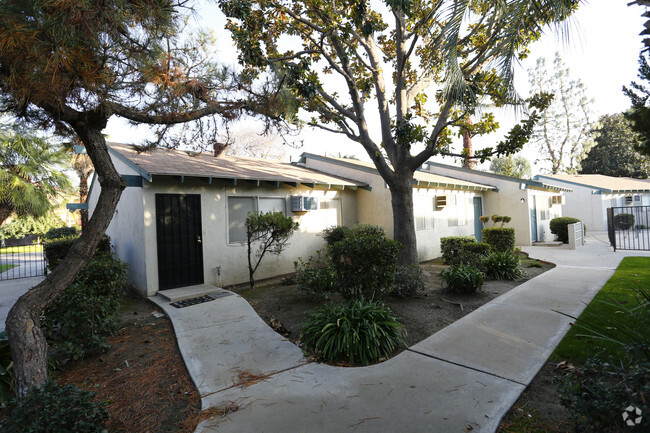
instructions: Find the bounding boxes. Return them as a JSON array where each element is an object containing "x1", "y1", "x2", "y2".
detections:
[{"x1": 88, "y1": 144, "x2": 497, "y2": 296}]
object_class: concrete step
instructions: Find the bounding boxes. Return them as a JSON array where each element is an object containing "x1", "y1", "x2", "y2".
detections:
[
  {"x1": 156, "y1": 284, "x2": 227, "y2": 303},
  {"x1": 532, "y1": 241, "x2": 564, "y2": 247}
]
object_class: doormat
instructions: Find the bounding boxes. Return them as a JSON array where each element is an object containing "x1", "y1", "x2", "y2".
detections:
[{"x1": 170, "y1": 292, "x2": 232, "y2": 308}]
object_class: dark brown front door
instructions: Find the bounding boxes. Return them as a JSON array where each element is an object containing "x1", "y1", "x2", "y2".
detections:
[{"x1": 155, "y1": 194, "x2": 204, "y2": 290}]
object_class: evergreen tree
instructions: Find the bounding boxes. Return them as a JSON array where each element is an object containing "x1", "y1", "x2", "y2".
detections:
[
  {"x1": 0, "y1": 0, "x2": 284, "y2": 395},
  {"x1": 580, "y1": 113, "x2": 650, "y2": 178}
]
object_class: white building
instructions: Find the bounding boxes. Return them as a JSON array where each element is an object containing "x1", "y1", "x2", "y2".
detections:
[{"x1": 535, "y1": 174, "x2": 650, "y2": 231}]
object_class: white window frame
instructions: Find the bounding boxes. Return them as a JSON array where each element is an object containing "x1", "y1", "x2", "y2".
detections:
[{"x1": 227, "y1": 195, "x2": 287, "y2": 244}]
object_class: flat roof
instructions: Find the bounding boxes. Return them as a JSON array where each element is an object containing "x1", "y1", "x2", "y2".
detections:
[{"x1": 107, "y1": 143, "x2": 369, "y2": 190}]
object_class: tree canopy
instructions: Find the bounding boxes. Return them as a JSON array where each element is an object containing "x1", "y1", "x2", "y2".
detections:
[
  {"x1": 489, "y1": 155, "x2": 532, "y2": 178},
  {"x1": 0, "y1": 0, "x2": 285, "y2": 396},
  {"x1": 528, "y1": 52, "x2": 593, "y2": 174},
  {"x1": 580, "y1": 113, "x2": 650, "y2": 179},
  {"x1": 624, "y1": 53, "x2": 650, "y2": 157},
  {"x1": 0, "y1": 127, "x2": 71, "y2": 226},
  {"x1": 220, "y1": 0, "x2": 579, "y2": 264}
]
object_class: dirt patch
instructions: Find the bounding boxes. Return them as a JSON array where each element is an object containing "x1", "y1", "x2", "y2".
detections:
[
  {"x1": 52, "y1": 292, "x2": 202, "y2": 433},
  {"x1": 2, "y1": 254, "x2": 560, "y2": 432},
  {"x1": 232, "y1": 255, "x2": 555, "y2": 351},
  {"x1": 498, "y1": 362, "x2": 573, "y2": 432}
]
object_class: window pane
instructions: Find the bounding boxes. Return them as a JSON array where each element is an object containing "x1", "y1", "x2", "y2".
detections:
[
  {"x1": 228, "y1": 197, "x2": 255, "y2": 243},
  {"x1": 259, "y1": 197, "x2": 286, "y2": 214}
]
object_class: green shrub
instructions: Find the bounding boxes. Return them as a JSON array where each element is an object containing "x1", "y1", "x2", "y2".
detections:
[
  {"x1": 392, "y1": 265, "x2": 425, "y2": 297},
  {"x1": 246, "y1": 211, "x2": 299, "y2": 289},
  {"x1": 0, "y1": 331, "x2": 13, "y2": 407},
  {"x1": 0, "y1": 214, "x2": 66, "y2": 241},
  {"x1": 294, "y1": 250, "x2": 336, "y2": 296},
  {"x1": 482, "y1": 250, "x2": 526, "y2": 280},
  {"x1": 1, "y1": 381, "x2": 109, "y2": 433},
  {"x1": 300, "y1": 299, "x2": 405, "y2": 365},
  {"x1": 328, "y1": 224, "x2": 401, "y2": 299},
  {"x1": 42, "y1": 253, "x2": 127, "y2": 359},
  {"x1": 43, "y1": 234, "x2": 111, "y2": 270},
  {"x1": 549, "y1": 217, "x2": 582, "y2": 243},
  {"x1": 482, "y1": 227, "x2": 515, "y2": 252},
  {"x1": 43, "y1": 226, "x2": 78, "y2": 240},
  {"x1": 441, "y1": 263, "x2": 484, "y2": 294},
  {"x1": 321, "y1": 226, "x2": 350, "y2": 246},
  {"x1": 458, "y1": 242, "x2": 492, "y2": 270},
  {"x1": 556, "y1": 356, "x2": 650, "y2": 432},
  {"x1": 440, "y1": 236, "x2": 476, "y2": 265},
  {"x1": 614, "y1": 213, "x2": 635, "y2": 230}
]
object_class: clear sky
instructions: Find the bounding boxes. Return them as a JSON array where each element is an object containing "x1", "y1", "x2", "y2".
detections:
[{"x1": 104, "y1": 0, "x2": 647, "y2": 172}]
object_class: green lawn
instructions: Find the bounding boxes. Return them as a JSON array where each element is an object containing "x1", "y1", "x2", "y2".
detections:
[
  {"x1": 0, "y1": 264, "x2": 18, "y2": 272},
  {"x1": 0, "y1": 244, "x2": 43, "y2": 254},
  {"x1": 551, "y1": 256, "x2": 650, "y2": 364}
]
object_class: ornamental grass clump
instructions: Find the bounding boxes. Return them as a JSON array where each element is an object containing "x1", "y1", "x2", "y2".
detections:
[
  {"x1": 482, "y1": 250, "x2": 525, "y2": 281},
  {"x1": 441, "y1": 263, "x2": 484, "y2": 294},
  {"x1": 300, "y1": 299, "x2": 405, "y2": 365}
]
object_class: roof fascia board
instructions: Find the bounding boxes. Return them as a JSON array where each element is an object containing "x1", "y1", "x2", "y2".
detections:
[
  {"x1": 300, "y1": 153, "x2": 380, "y2": 175},
  {"x1": 107, "y1": 146, "x2": 153, "y2": 182},
  {"x1": 534, "y1": 175, "x2": 609, "y2": 193}
]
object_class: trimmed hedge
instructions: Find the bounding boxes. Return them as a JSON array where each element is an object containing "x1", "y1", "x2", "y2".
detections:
[
  {"x1": 482, "y1": 227, "x2": 515, "y2": 252},
  {"x1": 549, "y1": 217, "x2": 581, "y2": 243},
  {"x1": 328, "y1": 224, "x2": 401, "y2": 299},
  {"x1": 44, "y1": 235, "x2": 111, "y2": 270},
  {"x1": 440, "y1": 236, "x2": 477, "y2": 265}
]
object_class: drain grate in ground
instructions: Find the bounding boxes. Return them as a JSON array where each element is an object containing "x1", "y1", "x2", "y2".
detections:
[{"x1": 170, "y1": 292, "x2": 233, "y2": 308}]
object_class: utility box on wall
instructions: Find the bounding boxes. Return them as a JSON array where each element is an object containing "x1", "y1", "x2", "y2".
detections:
[{"x1": 291, "y1": 196, "x2": 319, "y2": 212}]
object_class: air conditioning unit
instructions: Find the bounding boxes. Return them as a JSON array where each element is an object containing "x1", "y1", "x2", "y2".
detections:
[
  {"x1": 625, "y1": 195, "x2": 633, "y2": 205},
  {"x1": 291, "y1": 196, "x2": 319, "y2": 212},
  {"x1": 435, "y1": 194, "x2": 456, "y2": 208},
  {"x1": 551, "y1": 195, "x2": 565, "y2": 205}
]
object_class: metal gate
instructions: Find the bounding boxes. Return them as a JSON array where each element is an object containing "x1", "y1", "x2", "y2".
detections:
[
  {"x1": 0, "y1": 240, "x2": 46, "y2": 280},
  {"x1": 607, "y1": 206, "x2": 650, "y2": 251}
]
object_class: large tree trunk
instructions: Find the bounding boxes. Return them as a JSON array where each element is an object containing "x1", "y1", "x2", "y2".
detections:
[
  {"x1": 390, "y1": 171, "x2": 418, "y2": 266},
  {"x1": 5, "y1": 123, "x2": 125, "y2": 397}
]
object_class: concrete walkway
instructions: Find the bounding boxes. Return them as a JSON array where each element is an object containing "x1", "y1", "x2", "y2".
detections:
[
  {"x1": 0, "y1": 276, "x2": 44, "y2": 331},
  {"x1": 151, "y1": 234, "x2": 650, "y2": 433}
]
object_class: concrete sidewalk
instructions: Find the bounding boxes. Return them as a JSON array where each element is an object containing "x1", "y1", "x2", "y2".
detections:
[
  {"x1": 151, "y1": 236, "x2": 650, "y2": 433},
  {"x1": 0, "y1": 276, "x2": 44, "y2": 331}
]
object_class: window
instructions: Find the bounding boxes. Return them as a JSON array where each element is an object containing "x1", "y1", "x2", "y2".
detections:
[
  {"x1": 447, "y1": 194, "x2": 468, "y2": 227},
  {"x1": 414, "y1": 194, "x2": 435, "y2": 231},
  {"x1": 228, "y1": 196, "x2": 287, "y2": 243}
]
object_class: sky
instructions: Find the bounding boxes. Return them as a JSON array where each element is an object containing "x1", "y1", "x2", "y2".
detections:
[{"x1": 104, "y1": 0, "x2": 648, "y2": 174}]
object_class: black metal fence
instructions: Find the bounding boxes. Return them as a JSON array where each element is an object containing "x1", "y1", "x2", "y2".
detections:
[
  {"x1": 607, "y1": 206, "x2": 650, "y2": 251},
  {"x1": 0, "y1": 240, "x2": 46, "y2": 280}
]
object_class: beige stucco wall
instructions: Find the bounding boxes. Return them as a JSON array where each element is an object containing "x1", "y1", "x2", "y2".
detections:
[
  {"x1": 301, "y1": 157, "x2": 486, "y2": 261},
  {"x1": 88, "y1": 157, "x2": 148, "y2": 292},
  {"x1": 413, "y1": 188, "x2": 480, "y2": 260},
  {"x1": 422, "y1": 165, "x2": 567, "y2": 245},
  {"x1": 137, "y1": 177, "x2": 356, "y2": 296}
]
